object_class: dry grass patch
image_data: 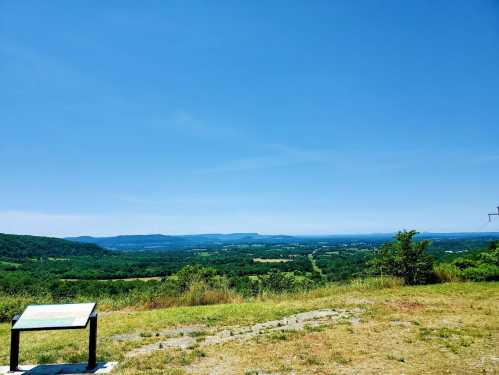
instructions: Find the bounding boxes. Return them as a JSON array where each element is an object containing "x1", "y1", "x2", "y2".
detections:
[
  {"x1": 253, "y1": 258, "x2": 291, "y2": 263},
  {"x1": 0, "y1": 282, "x2": 497, "y2": 374},
  {"x1": 177, "y1": 283, "x2": 498, "y2": 374},
  {"x1": 187, "y1": 310, "x2": 497, "y2": 374}
]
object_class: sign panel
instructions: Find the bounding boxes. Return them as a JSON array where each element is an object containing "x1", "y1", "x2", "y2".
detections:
[{"x1": 13, "y1": 303, "x2": 96, "y2": 330}]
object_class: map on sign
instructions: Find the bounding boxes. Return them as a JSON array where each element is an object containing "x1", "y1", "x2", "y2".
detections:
[{"x1": 13, "y1": 303, "x2": 96, "y2": 330}]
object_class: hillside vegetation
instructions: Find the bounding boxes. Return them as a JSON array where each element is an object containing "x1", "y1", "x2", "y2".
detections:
[
  {"x1": 0, "y1": 233, "x2": 108, "y2": 259},
  {"x1": 0, "y1": 281, "x2": 497, "y2": 374},
  {"x1": 0, "y1": 231, "x2": 497, "y2": 373},
  {"x1": 0, "y1": 231, "x2": 497, "y2": 322}
]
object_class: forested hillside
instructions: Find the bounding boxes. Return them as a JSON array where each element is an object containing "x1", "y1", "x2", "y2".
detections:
[
  {"x1": 0, "y1": 233, "x2": 108, "y2": 259},
  {"x1": 0, "y1": 231, "x2": 497, "y2": 323}
]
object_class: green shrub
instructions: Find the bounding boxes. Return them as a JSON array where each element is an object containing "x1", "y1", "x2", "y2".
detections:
[
  {"x1": 259, "y1": 271, "x2": 295, "y2": 293},
  {"x1": 369, "y1": 230, "x2": 434, "y2": 285},
  {"x1": 435, "y1": 246, "x2": 499, "y2": 282},
  {"x1": 433, "y1": 263, "x2": 462, "y2": 283},
  {"x1": 176, "y1": 265, "x2": 217, "y2": 292},
  {"x1": 0, "y1": 293, "x2": 53, "y2": 321},
  {"x1": 36, "y1": 353, "x2": 57, "y2": 364},
  {"x1": 460, "y1": 264, "x2": 499, "y2": 281}
]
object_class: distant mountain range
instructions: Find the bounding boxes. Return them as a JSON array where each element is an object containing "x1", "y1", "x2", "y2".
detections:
[
  {"x1": 65, "y1": 232, "x2": 499, "y2": 251},
  {"x1": 65, "y1": 233, "x2": 297, "y2": 251},
  {"x1": 2, "y1": 231, "x2": 497, "y2": 257}
]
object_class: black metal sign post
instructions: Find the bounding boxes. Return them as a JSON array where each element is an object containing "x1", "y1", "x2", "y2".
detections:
[
  {"x1": 9, "y1": 304, "x2": 98, "y2": 372},
  {"x1": 88, "y1": 312, "x2": 98, "y2": 370},
  {"x1": 10, "y1": 315, "x2": 20, "y2": 372}
]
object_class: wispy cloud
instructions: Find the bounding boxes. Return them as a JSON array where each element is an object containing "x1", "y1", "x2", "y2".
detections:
[
  {"x1": 170, "y1": 110, "x2": 243, "y2": 140},
  {"x1": 193, "y1": 142, "x2": 418, "y2": 175},
  {"x1": 196, "y1": 144, "x2": 331, "y2": 174},
  {"x1": 473, "y1": 154, "x2": 499, "y2": 164},
  {"x1": 1, "y1": 41, "x2": 89, "y2": 92},
  {"x1": 112, "y1": 194, "x2": 226, "y2": 210}
]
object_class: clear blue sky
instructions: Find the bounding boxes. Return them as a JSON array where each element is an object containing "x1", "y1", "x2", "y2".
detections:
[{"x1": 1, "y1": 1, "x2": 498, "y2": 237}]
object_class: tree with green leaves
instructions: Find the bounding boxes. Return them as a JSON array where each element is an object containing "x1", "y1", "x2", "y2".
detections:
[
  {"x1": 369, "y1": 230, "x2": 434, "y2": 285},
  {"x1": 175, "y1": 265, "x2": 218, "y2": 292}
]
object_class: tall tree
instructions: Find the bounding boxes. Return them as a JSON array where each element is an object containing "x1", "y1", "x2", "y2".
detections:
[{"x1": 370, "y1": 230, "x2": 434, "y2": 285}]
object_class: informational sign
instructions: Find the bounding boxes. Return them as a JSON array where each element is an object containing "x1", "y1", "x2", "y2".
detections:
[{"x1": 13, "y1": 303, "x2": 96, "y2": 330}]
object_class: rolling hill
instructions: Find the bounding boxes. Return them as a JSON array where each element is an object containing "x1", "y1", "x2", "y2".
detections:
[{"x1": 0, "y1": 233, "x2": 108, "y2": 259}]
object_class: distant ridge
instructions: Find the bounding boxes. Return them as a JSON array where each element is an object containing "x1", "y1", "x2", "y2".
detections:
[
  {"x1": 66, "y1": 233, "x2": 296, "y2": 251},
  {"x1": 65, "y1": 232, "x2": 499, "y2": 251}
]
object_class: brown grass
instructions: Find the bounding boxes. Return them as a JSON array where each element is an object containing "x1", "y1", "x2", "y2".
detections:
[
  {"x1": 179, "y1": 284, "x2": 498, "y2": 374},
  {"x1": 0, "y1": 282, "x2": 497, "y2": 374}
]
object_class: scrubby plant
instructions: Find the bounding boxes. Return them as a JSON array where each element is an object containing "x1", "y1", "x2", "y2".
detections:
[
  {"x1": 433, "y1": 263, "x2": 461, "y2": 282},
  {"x1": 349, "y1": 276, "x2": 404, "y2": 289},
  {"x1": 259, "y1": 271, "x2": 295, "y2": 293},
  {"x1": 176, "y1": 265, "x2": 218, "y2": 292},
  {"x1": 434, "y1": 242, "x2": 499, "y2": 282}
]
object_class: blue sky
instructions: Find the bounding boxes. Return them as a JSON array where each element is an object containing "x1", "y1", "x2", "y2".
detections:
[{"x1": 1, "y1": 1, "x2": 499, "y2": 237}]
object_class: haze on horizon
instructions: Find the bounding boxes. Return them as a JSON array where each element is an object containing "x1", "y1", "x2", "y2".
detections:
[{"x1": 1, "y1": 1, "x2": 499, "y2": 238}]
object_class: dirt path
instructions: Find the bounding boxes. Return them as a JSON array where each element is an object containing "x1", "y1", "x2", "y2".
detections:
[{"x1": 308, "y1": 251, "x2": 323, "y2": 275}]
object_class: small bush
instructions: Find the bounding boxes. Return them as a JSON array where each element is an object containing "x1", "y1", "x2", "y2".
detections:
[
  {"x1": 63, "y1": 352, "x2": 87, "y2": 363},
  {"x1": 0, "y1": 293, "x2": 53, "y2": 321},
  {"x1": 36, "y1": 353, "x2": 57, "y2": 364},
  {"x1": 433, "y1": 264, "x2": 461, "y2": 283},
  {"x1": 433, "y1": 247, "x2": 499, "y2": 282},
  {"x1": 201, "y1": 288, "x2": 240, "y2": 305},
  {"x1": 181, "y1": 280, "x2": 207, "y2": 306},
  {"x1": 180, "y1": 280, "x2": 241, "y2": 306},
  {"x1": 461, "y1": 264, "x2": 499, "y2": 281},
  {"x1": 349, "y1": 276, "x2": 404, "y2": 290}
]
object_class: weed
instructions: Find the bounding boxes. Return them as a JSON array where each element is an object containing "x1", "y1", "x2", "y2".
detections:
[
  {"x1": 35, "y1": 353, "x2": 56, "y2": 364},
  {"x1": 331, "y1": 351, "x2": 352, "y2": 365},
  {"x1": 349, "y1": 277, "x2": 404, "y2": 290},
  {"x1": 63, "y1": 352, "x2": 87, "y2": 363},
  {"x1": 190, "y1": 330, "x2": 208, "y2": 338},
  {"x1": 304, "y1": 354, "x2": 323, "y2": 365},
  {"x1": 386, "y1": 353, "x2": 405, "y2": 362},
  {"x1": 268, "y1": 330, "x2": 301, "y2": 342},
  {"x1": 305, "y1": 324, "x2": 326, "y2": 333}
]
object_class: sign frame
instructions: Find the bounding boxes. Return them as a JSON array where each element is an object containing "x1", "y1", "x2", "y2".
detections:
[
  {"x1": 9, "y1": 303, "x2": 98, "y2": 372},
  {"x1": 12, "y1": 303, "x2": 96, "y2": 332}
]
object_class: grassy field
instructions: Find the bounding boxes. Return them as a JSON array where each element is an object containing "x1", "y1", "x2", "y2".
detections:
[{"x1": 0, "y1": 280, "x2": 497, "y2": 374}]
